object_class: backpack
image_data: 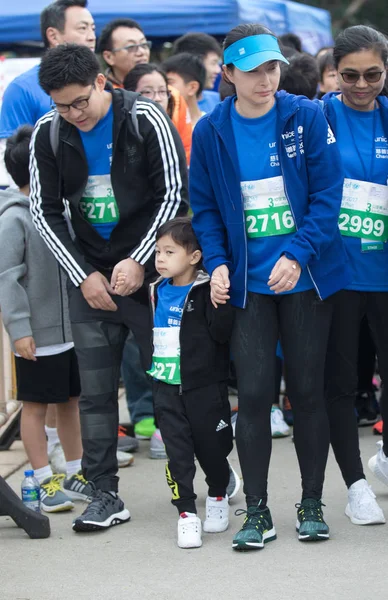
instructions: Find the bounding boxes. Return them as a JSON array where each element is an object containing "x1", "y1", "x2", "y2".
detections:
[{"x1": 49, "y1": 88, "x2": 143, "y2": 157}]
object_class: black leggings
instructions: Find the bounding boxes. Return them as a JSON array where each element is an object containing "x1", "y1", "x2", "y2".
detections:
[
  {"x1": 325, "y1": 290, "x2": 388, "y2": 487},
  {"x1": 232, "y1": 290, "x2": 332, "y2": 507}
]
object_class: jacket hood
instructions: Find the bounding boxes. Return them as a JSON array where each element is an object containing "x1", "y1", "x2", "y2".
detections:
[
  {"x1": 0, "y1": 188, "x2": 29, "y2": 216},
  {"x1": 149, "y1": 270, "x2": 210, "y2": 314},
  {"x1": 207, "y1": 90, "x2": 302, "y2": 130}
]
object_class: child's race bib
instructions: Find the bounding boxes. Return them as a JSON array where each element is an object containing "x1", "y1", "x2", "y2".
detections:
[{"x1": 148, "y1": 327, "x2": 181, "y2": 385}]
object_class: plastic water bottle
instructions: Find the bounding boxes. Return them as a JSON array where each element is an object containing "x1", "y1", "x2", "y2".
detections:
[{"x1": 21, "y1": 469, "x2": 41, "y2": 513}]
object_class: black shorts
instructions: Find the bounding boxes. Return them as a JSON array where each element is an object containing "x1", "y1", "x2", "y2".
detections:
[{"x1": 15, "y1": 348, "x2": 81, "y2": 404}]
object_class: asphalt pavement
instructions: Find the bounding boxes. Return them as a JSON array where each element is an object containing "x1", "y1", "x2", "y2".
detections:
[{"x1": 1, "y1": 426, "x2": 388, "y2": 600}]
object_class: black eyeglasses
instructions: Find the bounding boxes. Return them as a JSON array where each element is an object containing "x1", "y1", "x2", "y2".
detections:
[
  {"x1": 112, "y1": 41, "x2": 152, "y2": 54},
  {"x1": 55, "y1": 85, "x2": 94, "y2": 114},
  {"x1": 340, "y1": 71, "x2": 384, "y2": 84}
]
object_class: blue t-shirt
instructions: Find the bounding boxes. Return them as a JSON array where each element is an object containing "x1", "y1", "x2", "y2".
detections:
[
  {"x1": 198, "y1": 90, "x2": 220, "y2": 115},
  {"x1": 0, "y1": 65, "x2": 52, "y2": 138},
  {"x1": 231, "y1": 100, "x2": 313, "y2": 295},
  {"x1": 148, "y1": 279, "x2": 193, "y2": 385},
  {"x1": 79, "y1": 103, "x2": 119, "y2": 240},
  {"x1": 332, "y1": 97, "x2": 388, "y2": 291}
]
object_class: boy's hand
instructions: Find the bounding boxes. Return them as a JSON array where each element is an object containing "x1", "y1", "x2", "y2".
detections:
[
  {"x1": 80, "y1": 272, "x2": 118, "y2": 311},
  {"x1": 111, "y1": 258, "x2": 145, "y2": 296},
  {"x1": 210, "y1": 265, "x2": 230, "y2": 308},
  {"x1": 14, "y1": 337, "x2": 37, "y2": 361}
]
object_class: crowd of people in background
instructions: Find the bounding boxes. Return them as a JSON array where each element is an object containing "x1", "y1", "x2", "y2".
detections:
[{"x1": 0, "y1": 0, "x2": 387, "y2": 551}]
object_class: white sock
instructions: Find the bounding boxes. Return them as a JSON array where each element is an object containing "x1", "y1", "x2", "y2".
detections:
[
  {"x1": 45, "y1": 426, "x2": 60, "y2": 454},
  {"x1": 34, "y1": 465, "x2": 53, "y2": 484},
  {"x1": 66, "y1": 459, "x2": 82, "y2": 478}
]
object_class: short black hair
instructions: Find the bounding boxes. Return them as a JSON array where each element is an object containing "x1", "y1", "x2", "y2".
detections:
[
  {"x1": 156, "y1": 216, "x2": 202, "y2": 255},
  {"x1": 162, "y1": 53, "x2": 206, "y2": 98},
  {"x1": 279, "y1": 33, "x2": 302, "y2": 53},
  {"x1": 279, "y1": 53, "x2": 319, "y2": 99},
  {"x1": 333, "y1": 25, "x2": 388, "y2": 69},
  {"x1": 173, "y1": 33, "x2": 221, "y2": 59},
  {"x1": 317, "y1": 48, "x2": 335, "y2": 81},
  {"x1": 40, "y1": 0, "x2": 87, "y2": 49},
  {"x1": 4, "y1": 126, "x2": 33, "y2": 189},
  {"x1": 97, "y1": 18, "x2": 144, "y2": 54},
  {"x1": 39, "y1": 43, "x2": 100, "y2": 93}
]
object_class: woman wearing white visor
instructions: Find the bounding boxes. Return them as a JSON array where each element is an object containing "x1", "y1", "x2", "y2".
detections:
[{"x1": 189, "y1": 24, "x2": 351, "y2": 550}]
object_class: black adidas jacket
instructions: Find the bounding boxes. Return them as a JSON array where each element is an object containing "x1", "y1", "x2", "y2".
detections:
[
  {"x1": 29, "y1": 87, "x2": 188, "y2": 288},
  {"x1": 149, "y1": 271, "x2": 235, "y2": 391}
]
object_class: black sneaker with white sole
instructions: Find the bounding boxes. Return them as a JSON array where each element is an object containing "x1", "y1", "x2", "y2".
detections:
[{"x1": 72, "y1": 490, "x2": 130, "y2": 532}]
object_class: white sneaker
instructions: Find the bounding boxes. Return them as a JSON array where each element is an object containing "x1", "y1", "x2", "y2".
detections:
[
  {"x1": 177, "y1": 512, "x2": 202, "y2": 548},
  {"x1": 48, "y1": 443, "x2": 66, "y2": 474},
  {"x1": 271, "y1": 406, "x2": 290, "y2": 438},
  {"x1": 226, "y1": 461, "x2": 241, "y2": 499},
  {"x1": 117, "y1": 450, "x2": 134, "y2": 468},
  {"x1": 203, "y1": 496, "x2": 229, "y2": 533},
  {"x1": 345, "y1": 478, "x2": 386, "y2": 525},
  {"x1": 368, "y1": 441, "x2": 388, "y2": 487}
]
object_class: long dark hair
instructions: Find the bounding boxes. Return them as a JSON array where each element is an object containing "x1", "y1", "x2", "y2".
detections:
[
  {"x1": 123, "y1": 63, "x2": 175, "y2": 118},
  {"x1": 333, "y1": 25, "x2": 388, "y2": 69}
]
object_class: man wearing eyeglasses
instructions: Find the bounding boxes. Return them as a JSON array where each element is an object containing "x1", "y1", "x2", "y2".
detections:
[
  {"x1": 29, "y1": 44, "x2": 188, "y2": 533},
  {"x1": 98, "y1": 19, "x2": 152, "y2": 88}
]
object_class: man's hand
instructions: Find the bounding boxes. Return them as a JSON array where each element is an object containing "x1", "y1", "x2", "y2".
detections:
[
  {"x1": 268, "y1": 256, "x2": 301, "y2": 294},
  {"x1": 14, "y1": 336, "x2": 37, "y2": 361},
  {"x1": 210, "y1": 265, "x2": 230, "y2": 308},
  {"x1": 80, "y1": 272, "x2": 118, "y2": 311},
  {"x1": 111, "y1": 258, "x2": 145, "y2": 296}
]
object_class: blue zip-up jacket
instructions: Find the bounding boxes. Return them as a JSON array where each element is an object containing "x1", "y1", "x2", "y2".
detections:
[
  {"x1": 190, "y1": 91, "x2": 352, "y2": 308},
  {"x1": 319, "y1": 92, "x2": 388, "y2": 136}
]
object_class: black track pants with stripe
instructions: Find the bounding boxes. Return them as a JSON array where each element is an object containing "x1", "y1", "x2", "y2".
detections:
[
  {"x1": 153, "y1": 380, "x2": 233, "y2": 514},
  {"x1": 68, "y1": 284, "x2": 152, "y2": 492}
]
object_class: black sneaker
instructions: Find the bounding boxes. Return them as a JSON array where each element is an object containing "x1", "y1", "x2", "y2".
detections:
[
  {"x1": 296, "y1": 499, "x2": 329, "y2": 541},
  {"x1": 72, "y1": 490, "x2": 130, "y2": 532},
  {"x1": 356, "y1": 391, "x2": 378, "y2": 426},
  {"x1": 232, "y1": 505, "x2": 276, "y2": 551}
]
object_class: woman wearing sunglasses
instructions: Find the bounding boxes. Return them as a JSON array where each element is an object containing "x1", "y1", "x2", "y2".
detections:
[
  {"x1": 322, "y1": 25, "x2": 388, "y2": 526},
  {"x1": 190, "y1": 23, "x2": 350, "y2": 550}
]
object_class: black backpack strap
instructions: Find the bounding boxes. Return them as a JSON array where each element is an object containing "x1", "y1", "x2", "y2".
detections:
[{"x1": 113, "y1": 88, "x2": 144, "y2": 143}]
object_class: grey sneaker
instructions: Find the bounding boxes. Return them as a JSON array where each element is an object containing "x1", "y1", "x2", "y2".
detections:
[
  {"x1": 63, "y1": 471, "x2": 93, "y2": 501},
  {"x1": 117, "y1": 427, "x2": 139, "y2": 452},
  {"x1": 117, "y1": 450, "x2": 135, "y2": 468},
  {"x1": 40, "y1": 474, "x2": 74, "y2": 513},
  {"x1": 149, "y1": 429, "x2": 167, "y2": 459},
  {"x1": 72, "y1": 490, "x2": 130, "y2": 532},
  {"x1": 226, "y1": 461, "x2": 241, "y2": 499},
  {"x1": 48, "y1": 443, "x2": 66, "y2": 474}
]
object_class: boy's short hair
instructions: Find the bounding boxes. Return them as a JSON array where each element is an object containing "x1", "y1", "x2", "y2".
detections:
[
  {"x1": 4, "y1": 125, "x2": 33, "y2": 189},
  {"x1": 40, "y1": 0, "x2": 88, "y2": 49},
  {"x1": 39, "y1": 43, "x2": 100, "y2": 93},
  {"x1": 156, "y1": 217, "x2": 201, "y2": 255},
  {"x1": 172, "y1": 33, "x2": 221, "y2": 58},
  {"x1": 162, "y1": 53, "x2": 206, "y2": 97},
  {"x1": 317, "y1": 48, "x2": 335, "y2": 81},
  {"x1": 279, "y1": 53, "x2": 319, "y2": 100},
  {"x1": 279, "y1": 33, "x2": 302, "y2": 53}
]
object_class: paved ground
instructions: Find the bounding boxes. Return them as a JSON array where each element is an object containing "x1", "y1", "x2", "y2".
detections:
[{"x1": 1, "y1": 396, "x2": 388, "y2": 599}]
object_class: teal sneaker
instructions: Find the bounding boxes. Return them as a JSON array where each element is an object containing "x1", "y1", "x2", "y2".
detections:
[
  {"x1": 232, "y1": 506, "x2": 277, "y2": 551},
  {"x1": 296, "y1": 499, "x2": 330, "y2": 541}
]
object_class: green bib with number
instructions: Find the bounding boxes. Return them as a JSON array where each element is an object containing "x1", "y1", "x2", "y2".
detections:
[
  {"x1": 339, "y1": 178, "x2": 388, "y2": 249},
  {"x1": 242, "y1": 175, "x2": 296, "y2": 239},
  {"x1": 147, "y1": 327, "x2": 181, "y2": 385},
  {"x1": 80, "y1": 174, "x2": 119, "y2": 225}
]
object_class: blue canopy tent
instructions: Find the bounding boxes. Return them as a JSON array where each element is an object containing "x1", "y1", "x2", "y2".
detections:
[{"x1": 0, "y1": 0, "x2": 332, "y2": 53}]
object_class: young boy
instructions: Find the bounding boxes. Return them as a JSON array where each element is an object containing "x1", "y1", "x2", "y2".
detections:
[
  {"x1": 0, "y1": 126, "x2": 92, "y2": 512},
  {"x1": 146, "y1": 217, "x2": 234, "y2": 548},
  {"x1": 162, "y1": 53, "x2": 207, "y2": 128},
  {"x1": 317, "y1": 49, "x2": 339, "y2": 99}
]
